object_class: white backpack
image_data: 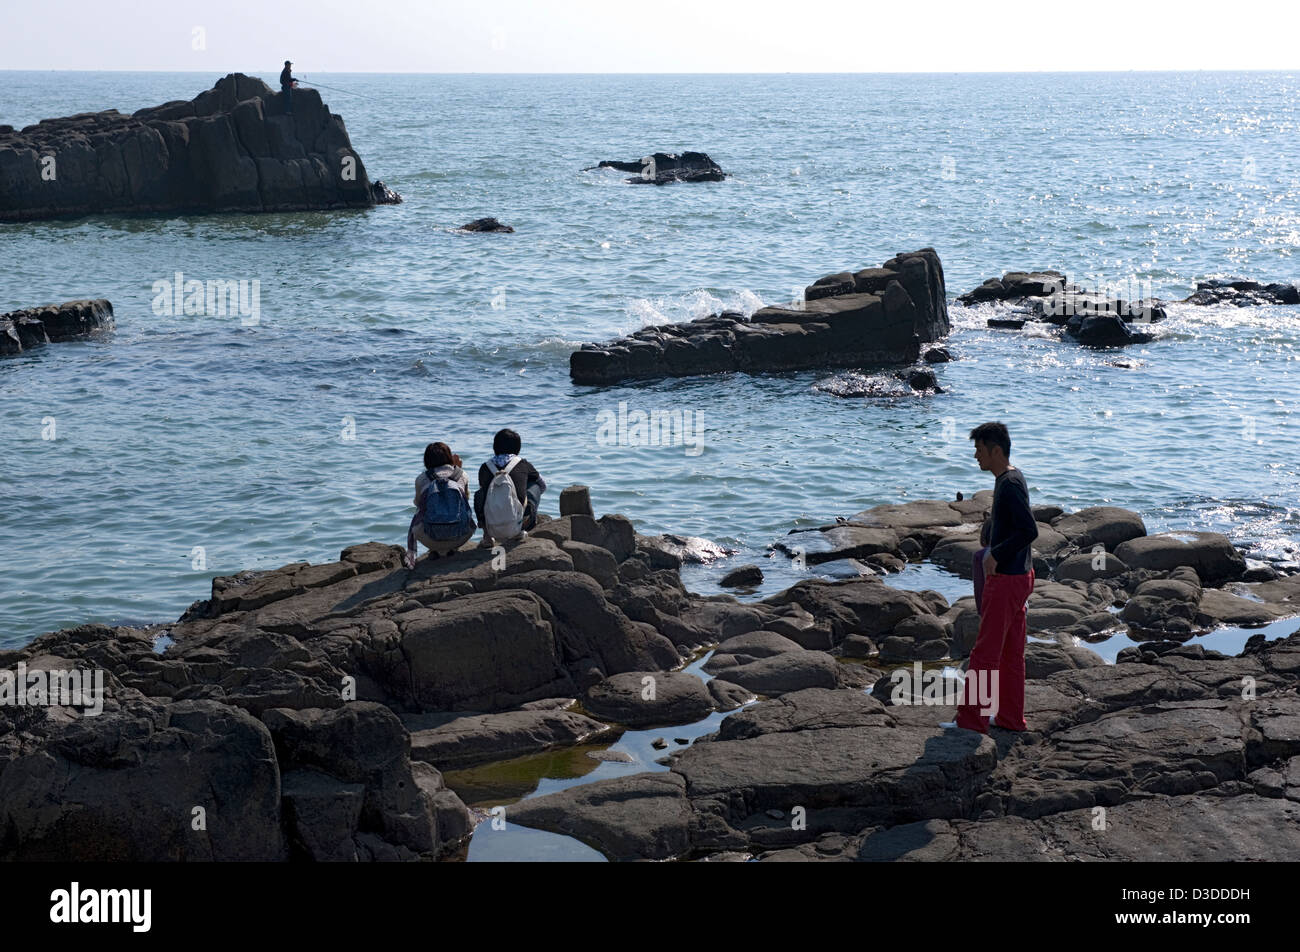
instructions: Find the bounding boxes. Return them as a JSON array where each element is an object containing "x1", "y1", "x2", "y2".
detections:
[{"x1": 483, "y1": 457, "x2": 526, "y2": 542}]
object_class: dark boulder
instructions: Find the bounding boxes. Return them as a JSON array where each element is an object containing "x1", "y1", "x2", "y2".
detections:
[
  {"x1": 459, "y1": 216, "x2": 514, "y2": 233},
  {"x1": 720, "y1": 564, "x2": 764, "y2": 588},
  {"x1": 371, "y1": 180, "x2": 402, "y2": 204},
  {"x1": 1064, "y1": 313, "x2": 1154, "y2": 346}
]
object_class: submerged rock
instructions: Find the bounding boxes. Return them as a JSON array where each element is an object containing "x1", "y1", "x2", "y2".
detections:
[
  {"x1": 0, "y1": 73, "x2": 397, "y2": 221},
  {"x1": 570, "y1": 248, "x2": 950, "y2": 385}
]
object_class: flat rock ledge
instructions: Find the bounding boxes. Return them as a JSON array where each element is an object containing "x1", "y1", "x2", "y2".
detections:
[
  {"x1": 570, "y1": 248, "x2": 950, "y2": 385},
  {"x1": 4, "y1": 496, "x2": 1298, "y2": 862},
  {"x1": 0, "y1": 72, "x2": 399, "y2": 221},
  {"x1": 1, "y1": 298, "x2": 113, "y2": 355}
]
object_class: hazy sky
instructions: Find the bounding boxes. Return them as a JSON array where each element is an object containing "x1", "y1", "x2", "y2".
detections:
[{"x1": 4, "y1": 0, "x2": 1299, "y2": 72}]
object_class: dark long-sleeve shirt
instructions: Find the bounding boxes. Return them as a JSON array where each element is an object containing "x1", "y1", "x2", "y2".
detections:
[
  {"x1": 988, "y1": 466, "x2": 1037, "y2": 574},
  {"x1": 279, "y1": 66, "x2": 294, "y2": 89},
  {"x1": 473, "y1": 456, "x2": 545, "y2": 526}
]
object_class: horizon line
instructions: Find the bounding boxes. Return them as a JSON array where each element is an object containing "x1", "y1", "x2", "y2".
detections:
[{"x1": 3, "y1": 68, "x2": 1298, "y2": 75}]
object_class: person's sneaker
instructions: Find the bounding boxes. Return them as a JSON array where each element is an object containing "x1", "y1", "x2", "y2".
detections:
[
  {"x1": 477, "y1": 538, "x2": 494, "y2": 549},
  {"x1": 940, "y1": 720, "x2": 987, "y2": 734}
]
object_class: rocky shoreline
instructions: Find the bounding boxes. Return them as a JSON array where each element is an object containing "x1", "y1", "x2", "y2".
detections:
[
  {"x1": 0, "y1": 73, "x2": 399, "y2": 221},
  {"x1": 3, "y1": 490, "x2": 1298, "y2": 862}
]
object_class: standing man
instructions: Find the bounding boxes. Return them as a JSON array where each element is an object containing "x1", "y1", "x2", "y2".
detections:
[
  {"x1": 280, "y1": 60, "x2": 297, "y2": 115},
  {"x1": 954, "y1": 421, "x2": 1038, "y2": 734}
]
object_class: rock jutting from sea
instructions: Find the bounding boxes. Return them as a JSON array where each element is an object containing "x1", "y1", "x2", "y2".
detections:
[
  {"x1": 1179, "y1": 278, "x2": 1300, "y2": 307},
  {"x1": 570, "y1": 248, "x2": 950, "y2": 386},
  {"x1": 3, "y1": 488, "x2": 1299, "y2": 862},
  {"x1": 0, "y1": 299, "x2": 114, "y2": 356},
  {"x1": 0, "y1": 73, "x2": 401, "y2": 222},
  {"x1": 583, "y1": 151, "x2": 727, "y2": 184},
  {"x1": 957, "y1": 269, "x2": 1164, "y2": 346}
]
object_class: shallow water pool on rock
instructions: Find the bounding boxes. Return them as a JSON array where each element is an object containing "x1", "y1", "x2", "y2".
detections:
[{"x1": 453, "y1": 650, "x2": 748, "y2": 861}]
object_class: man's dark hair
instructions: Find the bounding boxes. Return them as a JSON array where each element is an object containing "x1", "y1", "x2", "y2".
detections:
[
  {"x1": 424, "y1": 441, "x2": 453, "y2": 469},
  {"x1": 493, "y1": 428, "x2": 522, "y2": 455},
  {"x1": 969, "y1": 421, "x2": 1011, "y2": 458}
]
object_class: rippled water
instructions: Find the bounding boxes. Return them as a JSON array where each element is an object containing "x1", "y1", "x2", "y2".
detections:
[{"x1": 3, "y1": 71, "x2": 1299, "y2": 647}]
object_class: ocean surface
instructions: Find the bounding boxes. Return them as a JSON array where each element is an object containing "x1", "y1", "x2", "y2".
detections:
[{"x1": 3, "y1": 71, "x2": 1300, "y2": 648}]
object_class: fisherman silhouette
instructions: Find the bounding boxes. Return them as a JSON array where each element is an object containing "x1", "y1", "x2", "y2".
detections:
[{"x1": 280, "y1": 60, "x2": 297, "y2": 115}]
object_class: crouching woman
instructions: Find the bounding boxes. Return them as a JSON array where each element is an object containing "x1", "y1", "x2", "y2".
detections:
[{"x1": 405, "y1": 441, "x2": 475, "y2": 568}]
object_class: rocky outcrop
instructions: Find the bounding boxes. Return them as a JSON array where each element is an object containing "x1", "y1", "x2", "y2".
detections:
[
  {"x1": 459, "y1": 217, "x2": 513, "y2": 232},
  {"x1": 584, "y1": 152, "x2": 726, "y2": 184},
  {"x1": 958, "y1": 269, "x2": 1164, "y2": 347},
  {"x1": 570, "y1": 249, "x2": 950, "y2": 386},
  {"x1": 0, "y1": 73, "x2": 399, "y2": 221},
  {"x1": 1180, "y1": 278, "x2": 1300, "y2": 307},
  {"x1": 0, "y1": 299, "x2": 113, "y2": 356}
]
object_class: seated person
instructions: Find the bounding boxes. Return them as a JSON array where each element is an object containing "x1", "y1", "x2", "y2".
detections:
[
  {"x1": 405, "y1": 442, "x2": 475, "y2": 568},
  {"x1": 473, "y1": 428, "x2": 546, "y2": 544}
]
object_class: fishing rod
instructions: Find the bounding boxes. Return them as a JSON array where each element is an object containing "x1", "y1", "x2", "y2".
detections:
[{"x1": 296, "y1": 79, "x2": 378, "y2": 102}]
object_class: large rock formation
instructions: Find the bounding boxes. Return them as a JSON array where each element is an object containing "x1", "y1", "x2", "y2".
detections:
[
  {"x1": 0, "y1": 73, "x2": 400, "y2": 221},
  {"x1": 570, "y1": 248, "x2": 950, "y2": 386},
  {"x1": 584, "y1": 152, "x2": 727, "y2": 184},
  {"x1": 1, "y1": 299, "x2": 113, "y2": 355}
]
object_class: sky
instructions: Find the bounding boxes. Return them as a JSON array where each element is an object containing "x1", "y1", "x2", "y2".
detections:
[{"x1": 3, "y1": 0, "x2": 1299, "y2": 72}]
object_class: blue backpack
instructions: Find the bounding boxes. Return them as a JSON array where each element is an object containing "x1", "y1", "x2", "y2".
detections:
[{"x1": 422, "y1": 471, "x2": 475, "y2": 541}]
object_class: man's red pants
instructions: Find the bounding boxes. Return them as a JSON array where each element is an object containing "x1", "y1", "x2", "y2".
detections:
[{"x1": 955, "y1": 569, "x2": 1035, "y2": 733}]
